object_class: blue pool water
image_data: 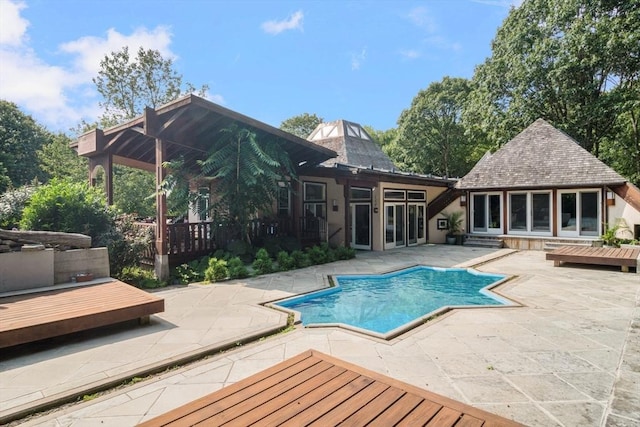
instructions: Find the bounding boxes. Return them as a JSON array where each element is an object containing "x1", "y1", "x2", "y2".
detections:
[{"x1": 275, "y1": 266, "x2": 508, "y2": 335}]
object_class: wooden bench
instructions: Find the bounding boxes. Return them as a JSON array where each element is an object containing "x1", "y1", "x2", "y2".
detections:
[
  {"x1": 0, "y1": 280, "x2": 164, "y2": 348},
  {"x1": 546, "y1": 246, "x2": 640, "y2": 273},
  {"x1": 138, "y1": 349, "x2": 523, "y2": 427}
]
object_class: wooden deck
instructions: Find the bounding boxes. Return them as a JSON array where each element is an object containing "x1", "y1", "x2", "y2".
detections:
[
  {"x1": 546, "y1": 246, "x2": 640, "y2": 272},
  {"x1": 138, "y1": 349, "x2": 523, "y2": 427},
  {"x1": 0, "y1": 280, "x2": 164, "y2": 348}
]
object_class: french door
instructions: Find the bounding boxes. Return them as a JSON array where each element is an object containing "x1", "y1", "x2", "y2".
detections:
[
  {"x1": 558, "y1": 190, "x2": 600, "y2": 237},
  {"x1": 407, "y1": 203, "x2": 426, "y2": 245},
  {"x1": 384, "y1": 203, "x2": 405, "y2": 249},
  {"x1": 472, "y1": 193, "x2": 502, "y2": 233},
  {"x1": 350, "y1": 203, "x2": 371, "y2": 250}
]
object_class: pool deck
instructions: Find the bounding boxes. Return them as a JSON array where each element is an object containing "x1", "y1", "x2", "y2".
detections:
[{"x1": 1, "y1": 245, "x2": 639, "y2": 426}]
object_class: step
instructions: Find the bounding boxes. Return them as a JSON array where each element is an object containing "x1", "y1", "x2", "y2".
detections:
[
  {"x1": 463, "y1": 238, "x2": 504, "y2": 249},
  {"x1": 543, "y1": 241, "x2": 598, "y2": 252}
]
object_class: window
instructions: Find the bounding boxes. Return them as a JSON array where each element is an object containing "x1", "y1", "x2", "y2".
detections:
[
  {"x1": 472, "y1": 193, "x2": 502, "y2": 233},
  {"x1": 304, "y1": 182, "x2": 326, "y2": 219},
  {"x1": 407, "y1": 191, "x2": 426, "y2": 201},
  {"x1": 350, "y1": 187, "x2": 371, "y2": 201},
  {"x1": 558, "y1": 190, "x2": 600, "y2": 236},
  {"x1": 508, "y1": 191, "x2": 551, "y2": 234},
  {"x1": 277, "y1": 187, "x2": 290, "y2": 217},
  {"x1": 384, "y1": 190, "x2": 405, "y2": 200}
]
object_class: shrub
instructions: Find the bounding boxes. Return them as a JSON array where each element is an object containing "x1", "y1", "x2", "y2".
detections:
[
  {"x1": 290, "y1": 250, "x2": 310, "y2": 269},
  {"x1": 106, "y1": 214, "x2": 154, "y2": 276},
  {"x1": 173, "y1": 256, "x2": 209, "y2": 284},
  {"x1": 20, "y1": 179, "x2": 114, "y2": 242},
  {"x1": 306, "y1": 245, "x2": 328, "y2": 265},
  {"x1": 227, "y1": 239, "x2": 253, "y2": 262},
  {"x1": 119, "y1": 266, "x2": 163, "y2": 288},
  {"x1": 0, "y1": 184, "x2": 37, "y2": 229},
  {"x1": 228, "y1": 256, "x2": 249, "y2": 279},
  {"x1": 276, "y1": 250, "x2": 296, "y2": 271},
  {"x1": 334, "y1": 245, "x2": 356, "y2": 260},
  {"x1": 204, "y1": 257, "x2": 228, "y2": 282},
  {"x1": 252, "y1": 248, "x2": 273, "y2": 275}
]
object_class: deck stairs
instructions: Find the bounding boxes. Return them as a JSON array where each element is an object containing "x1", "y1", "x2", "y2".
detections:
[{"x1": 463, "y1": 235, "x2": 504, "y2": 248}]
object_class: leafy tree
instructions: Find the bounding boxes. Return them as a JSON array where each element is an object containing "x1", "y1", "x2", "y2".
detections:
[
  {"x1": 394, "y1": 77, "x2": 474, "y2": 177},
  {"x1": 37, "y1": 133, "x2": 87, "y2": 183},
  {"x1": 280, "y1": 113, "x2": 323, "y2": 139},
  {"x1": 363, "y1": 126, "x2": 397, "y2": 149},
  {"x1": 112, "y1": 166, "x2": 155, "y2": 218},
  {"x1": 94, "y1": 46, "x2": 208, "y2": 127},
  {"x1": 466, "y1": 0, "x2": 639, "y2": 158},
  {"x1": 0, "y1": 184, "x2": 38, "y2": 229},
  {"x1": 0, "y1": 100, "x2": 49, "y2": 192}
]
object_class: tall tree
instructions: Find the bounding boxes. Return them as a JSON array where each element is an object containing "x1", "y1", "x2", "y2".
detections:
[
  {"x1": 93, "y1": 46, "x2": 207, "y2": 127},
  {"x1": 280, "y1": 113, "x2": 323, "y2": 139},
  {"x1": 0, "y1": 100, "x2": 50, "y2": 192},
  {"x1": 37, "y1": 133, "x2": 88, "y2": 183},
  {"x1": 394, "y1": 77, "x2": 474, "y2": 177},
  {"x1": 466, "y1": 0, "x2": 639, "y2": 158}
]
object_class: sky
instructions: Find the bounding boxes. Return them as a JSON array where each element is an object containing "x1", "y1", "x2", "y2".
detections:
[{"x1": 0, "y1": 0, "x2": 521, "y2": 135}]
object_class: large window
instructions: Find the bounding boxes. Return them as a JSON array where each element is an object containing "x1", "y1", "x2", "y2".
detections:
[
  {"x1": 277, "y1": 186, "x2": 290, "y2": 217},
  {"x1": 303, "y1": 182, "x2": 326, "y2": 219},
  {"x1": 472, "y1": 193, "x2": 502, "y2": 233},
  {"x1": 508, "y1": 192, "x2": 551, "y2": 234},
  {"x1": 558, "y1": 190, "x2": 599, "y2": 236}
]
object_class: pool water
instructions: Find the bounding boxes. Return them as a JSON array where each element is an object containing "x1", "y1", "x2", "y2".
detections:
[{"x1": 275, "y1": 266, "x2": 509, "y2": 335}]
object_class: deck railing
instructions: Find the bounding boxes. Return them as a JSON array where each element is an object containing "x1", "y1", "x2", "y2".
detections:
[{"x1": 134, "y1": 217, "x2": 311, "y2": 266}]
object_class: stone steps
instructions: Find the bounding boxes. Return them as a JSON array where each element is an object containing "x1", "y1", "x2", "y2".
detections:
[{"x1": 463, "y1": 237, "x2": 504, "y2": 248}]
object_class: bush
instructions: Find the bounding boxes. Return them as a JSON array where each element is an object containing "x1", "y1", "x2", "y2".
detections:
[
  {"x1": 173, "y1": 256, "x2": 209, "y2": 284},
  {"x1": 334, "y1": 245, "x2": 356, "y2": 260},
  {"x1": 0, "y1": 184, "x2": 37, "y2": 229},
  {"x1": 106, "y1": 214, "x2": 153, "y2": 276},
  {"x1": 119, "y1": 266, "x2": 163, "y2": 288},
  {"x1": 290, "y1": 250, "x2": 310, "y2": 269},
  {"x1": 252, "y1": 248, "x2": 273, "y2": 275},
  {"x1": 306, "y1": 245, "x2": 328, "y2": 265},
  {"x1": 228, "y1": 256, "x2": 249, "y2": 279},
  {"x1": 20, "y1": 179, "x2": 114, "y2": 242},
  {"x1": 205, "y1": 257, "x2": 228, "y2": 282},
  {"x1": 276, "y1": 250, "x2": 296, "y2": 271},
  {"x1": 227, "y1": 239, "x2": 253, "y2": 262}
]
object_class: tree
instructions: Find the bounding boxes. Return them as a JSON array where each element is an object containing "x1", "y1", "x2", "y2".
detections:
[
  {"x1": 112, "y1": 166, "x2": 156, "y2": 218},
  {"x1": 466, "y1": 0, "x2": 640, "y2": 158},
  {"x1": 37, "y1": 133, "x2": 87, "y2": 183},
  {"x1": 394, "y1": 77, "x2": 474, "y2": 177},
  {"x1": 93, "y1": 46, "x2": 208, "y2": 126},
  {"x1": 0, "y1": 100, "x2": 50, "y2": 192},
  {"x1": 280, "y1": 113, "x2": 323, "y2": 139}
]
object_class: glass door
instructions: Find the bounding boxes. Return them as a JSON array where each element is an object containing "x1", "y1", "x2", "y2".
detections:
[
  {"x1": 407, "y1": 203, "x2": 426, "y2": 245},
  {"x1": 384, "y1": 203, "x2": 405, "y2": 249},
  {"x1": 558, "y1": 190, "x2": 600, "y2": 237},
  {"x1": 350, "y1": 203, "x2": 371, "y2": 250},
  {"x1": 473, "y1": 194, "x2": 487, "y2": 232}
]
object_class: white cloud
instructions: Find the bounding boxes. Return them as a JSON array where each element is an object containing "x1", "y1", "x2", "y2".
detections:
[
  {"x1": 261, "y1": 10, "x2": 304, "y2": 35},
  {"x1": 0, "y1": 0, "x2": 187, "y2": 131},
  {"x1": 0, "y1": 0, "x2": 28, "y2": 46},
  {"x1": 399, "y1": 49, "x2": 421, "y2": 60},
  {"x1": 350, "y1": 48, "x2": 366, "y2": 71},
  {"x1": 407, "y1": 6, "x2": 437, "y2": 33}
]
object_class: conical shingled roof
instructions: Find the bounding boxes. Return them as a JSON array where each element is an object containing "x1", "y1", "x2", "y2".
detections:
[
  {"x1": 307, "y1": 120, "x2": 396, "y2": 170},
  {"x1": 457, "y1": 119, "x2": 626, "y2": 190}
]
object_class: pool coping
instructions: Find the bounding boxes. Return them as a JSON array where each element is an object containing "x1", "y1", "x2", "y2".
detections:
[{"x1": 264, "y1": 261, "x2": 522, "y2": 341}]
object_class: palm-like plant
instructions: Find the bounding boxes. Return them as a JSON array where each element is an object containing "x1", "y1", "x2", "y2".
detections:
[{"x1": 198, "y1": 124, "x2": 296, "y2": 242}]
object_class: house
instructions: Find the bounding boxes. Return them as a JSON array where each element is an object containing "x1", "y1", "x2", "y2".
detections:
[{"x1": 456, "y1": 118, "x2": 640, "y2": 249}]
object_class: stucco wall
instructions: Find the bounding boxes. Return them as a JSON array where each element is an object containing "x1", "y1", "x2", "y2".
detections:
[
  {"x1": 0, "y1": 248, "x2": 54, "y2": 293},
  {"x1": 429, "y1": 198, "x2": 466, "y2": 244},
  {"x1": 607, "y1": 193, "x2": 640, "y2": 239}
]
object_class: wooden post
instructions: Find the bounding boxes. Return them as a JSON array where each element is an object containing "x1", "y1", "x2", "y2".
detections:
[
  {"x1": 344, "y1": 181, "x2": 351, "y2": 247},
  {"x1": 155, "y1": 137, "x2": 169, "y2": 280}
]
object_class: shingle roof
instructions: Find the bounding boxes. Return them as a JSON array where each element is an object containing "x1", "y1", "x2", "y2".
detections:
[
  {"x1": 457, "y1": 119, "x2": 626, "y2": 190},
  {"x1": 307, "y1": 120, "x2": 396, "y2": 170}
]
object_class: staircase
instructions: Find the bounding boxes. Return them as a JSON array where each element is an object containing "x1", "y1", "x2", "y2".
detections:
[{"x1": 463, "y1": 235, "x2": 504, "y2": 248}]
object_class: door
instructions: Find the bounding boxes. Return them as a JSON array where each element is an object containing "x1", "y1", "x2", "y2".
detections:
[
  {"x1": 407, "y1": 203, "x2": 426, "y2": 245},
  {"x1": 384, "y1": 203, "x2": 405, "y2": 249},
  {"x1": 473, "y1": 193, "x2": 502, "y2": 233},
  {"x1": 558, "y1": 190, "x2": 600, "y2": 237},
  {"x1": 351, "y1": 203, "x2": 371, "y2": 250}
]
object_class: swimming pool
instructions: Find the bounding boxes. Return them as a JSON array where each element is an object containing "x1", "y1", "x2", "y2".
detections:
[{"x1": 273, "y1": 266, "x2": 513, "y2": 339}]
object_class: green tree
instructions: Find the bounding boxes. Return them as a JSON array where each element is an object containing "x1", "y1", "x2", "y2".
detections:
[
  {"x1": 280, "y1": 113, "x2": 323, "y2": 139},
  {"x1": 466, "y1": 0, "x2": 639, "y2": 158},
  {"x1": 94, "y1": 46, "x2": 208, "y2": 126},
  {"x1": 0, "y1": 100, "x2": 50, "y2": 192},
  {"x1": 394, "y1": 77, "x2": 474, "y2": 177},
  {"x1": 37, "y1": 133, "x2": 87, "y2": 183},
  {"x1": 112, "y1": 166, "x2": 156, "y2": 218}
]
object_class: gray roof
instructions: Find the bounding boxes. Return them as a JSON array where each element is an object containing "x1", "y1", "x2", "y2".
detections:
[
  {"x1": 307, "y1": 120, "x2": 396, "y2": 170},
  {"x1": 457, "y1": 119, "x2": 626, "y2": 190}
]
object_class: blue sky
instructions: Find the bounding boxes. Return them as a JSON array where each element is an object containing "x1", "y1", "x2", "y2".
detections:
[{"x1": 0, "y1": 0, "x2": 520, "y2": 135}]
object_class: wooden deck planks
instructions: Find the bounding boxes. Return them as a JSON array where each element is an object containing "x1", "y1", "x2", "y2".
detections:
[
  {"x1": 0, "y1": 280, "x2": 164, "y2": 348},
  {"x1": 546, "y1": 246, "x2": 639, "y2": 272},
  {"x1": 138, "y1": 350, "x2": 524, "y2": 427}
]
